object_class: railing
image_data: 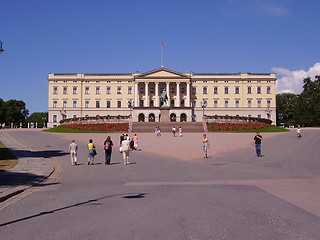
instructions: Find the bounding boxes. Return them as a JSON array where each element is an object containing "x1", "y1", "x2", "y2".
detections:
[
  {"x1": 205, "y1": 115, "x2": 272, "y2": 125},
  {"x1": 60, "y1": 115, "x2": 130, "y2": 125}
]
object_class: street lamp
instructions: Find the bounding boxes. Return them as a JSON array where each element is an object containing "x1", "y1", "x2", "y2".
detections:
[
  {"x1": 60, "y1": 108, "x2": 66, "y2": 121},
  {"x1": 127, "y1": 100, "x2": 134, "y2": 117},
  {"x1": 0, "y1": 41, "x2": 4, "y2": 53},
  {"x1": 265, "y1": 108, "x2": 272, "y2": 119},
  {"x1": 200, "y1": 100, "x2": 207, "y2": 117}
]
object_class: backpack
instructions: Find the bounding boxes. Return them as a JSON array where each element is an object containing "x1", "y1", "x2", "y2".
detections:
[{"x1": 104, "y1": 142, "x2": 111, "y2": 151}]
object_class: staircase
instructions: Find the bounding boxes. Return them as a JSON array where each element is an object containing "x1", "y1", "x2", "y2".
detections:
[{"x1": 131, "y1": 122, "x2": 204, "y2": 133}]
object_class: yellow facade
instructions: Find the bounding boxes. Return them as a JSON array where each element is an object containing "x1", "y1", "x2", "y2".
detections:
[{"x1": 48, "y1": 68, "x2": 276, "y2": 127}]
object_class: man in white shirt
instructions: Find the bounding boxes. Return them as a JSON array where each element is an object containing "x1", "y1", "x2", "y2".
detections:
[{"x1": 69, "y1": 140, "x2": 78, "y2": 165}]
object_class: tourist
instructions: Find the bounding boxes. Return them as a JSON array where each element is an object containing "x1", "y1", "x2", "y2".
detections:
[
  {"x1": 254, "y1": 132, "x2": 263, "y2": 157},
  {"x1": 120, "y1": 133, "x2": 125, "y2": 144},
  {"x1": 132, "y1": 133, "x2": 139, "y2": 150},
  {"x1": 121, "y1": 136, "x2": 131, "y2": 164},
  {"x1": 179, "y1": 127, "x2": 182, "y2": 137},
  {"x1": 104, "y1": 136, "x2": 113, "y2": 165},
  {"x1": 297, "y1": 126, "x2": 302, "y2": 139},
  {"x1": 202, "y1": 134, "x2": 210, "y2": 158},
  {"x1": 172, "y1": 126, "x2": 176, "y2": 137},
  {"x1": 87, "y1": 139, "x2": 96, "y2": 165},
  {"x1": 69, "y1": 140, "x2": 78, "y2": 166}
]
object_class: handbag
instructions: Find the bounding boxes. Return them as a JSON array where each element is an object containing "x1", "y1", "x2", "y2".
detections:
[
  {"x1": 93, "y1": 149, "x2": 97, "y2": 156},
  {"x1": 119, "y1": 147, "x2": 123, "y2": 153}
]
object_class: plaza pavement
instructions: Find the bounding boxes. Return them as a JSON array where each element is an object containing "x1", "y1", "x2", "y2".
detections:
[{"x1": 0, "y1": 128, "x2": 320, "y2": 239}]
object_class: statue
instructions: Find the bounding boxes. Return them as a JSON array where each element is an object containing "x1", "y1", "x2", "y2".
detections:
[{"x1": 160, "y1": 89, "x2": 168, "y2": 107}]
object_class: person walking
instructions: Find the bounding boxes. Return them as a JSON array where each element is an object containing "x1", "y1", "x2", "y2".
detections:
[
  {"x1": 202, "y1": 134, "x2": 210, "y2": 158},
  {"x1": 179, "y1": 127, "x2": 183, "y2": 137},
  {"x1": 121, "y1": 135, "x2": 131, "y2": 165},
  {"x1": 254, "y1": 132, "x2": 263, "y2": 157},
  {"x1": 69, "y1": 140, "x2": 78, "y2": 166},
  {"x1": 104, "y1": 136, "x2": 113, "y2": 165},
  {"x1": 172, "y1": 126, "x2": 176, "y2": 137},
  {"x1": 87, "y1": 139, "x2": 96, "y2": 165},
  {"x1": 132, "y1": 134, "x2": 139, "y2": 150},
  {"x1": 297, "y1": 126, "x2": 302, "y2": 139}
]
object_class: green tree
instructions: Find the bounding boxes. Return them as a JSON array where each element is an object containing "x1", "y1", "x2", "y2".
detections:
[
  {"x1": 2, "y1": 99, "x2": 29, "y2": 127},
  {"x1": 0, "y1": 98, "x2": 4, "y2": 124},
  {"x1": 276, "y1": 93, "x2": 297, "y2": 126},
  {"x1": 26, "y1": 112, "x2": 48, "y2": 128}
]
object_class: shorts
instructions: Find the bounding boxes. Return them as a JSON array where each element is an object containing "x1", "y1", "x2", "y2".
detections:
[
  {"x1": 88, "y1": 149, "x2": 94, "y2": 158},
  {"x1": 203, "y1": 145, "x2": 208, "y2": 152}
]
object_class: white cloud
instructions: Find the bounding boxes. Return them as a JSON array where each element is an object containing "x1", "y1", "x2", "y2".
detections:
[{"x1": 272, "y1": 62, "x2": 320, "y2": 94}]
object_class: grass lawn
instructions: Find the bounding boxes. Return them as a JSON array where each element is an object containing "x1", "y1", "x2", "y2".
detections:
[
  {"x1": 228, "y1": 126, "x2": 290, "y2": 133},
  {"x1": 0, "y1": 140, "x2": 18, "y2": 170},
  {"x1": 43, "y1": 126, "x2": 124, "y2": 133}
]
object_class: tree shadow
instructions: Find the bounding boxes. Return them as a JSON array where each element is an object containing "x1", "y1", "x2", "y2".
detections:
[
  {"x1": 8, "y1": 149, "x2": 68, "y2": 159},
  {"x1": 0, "y1": 192, "x2": 147, "y2": 227},
  {"x1": 0, "y1": 171, "x2": 55, "y2": 187}
]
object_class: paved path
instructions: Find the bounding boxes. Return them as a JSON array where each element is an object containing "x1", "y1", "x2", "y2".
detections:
[{"x1": 0, "y1": 128, "x2": 320, "y2": 240}]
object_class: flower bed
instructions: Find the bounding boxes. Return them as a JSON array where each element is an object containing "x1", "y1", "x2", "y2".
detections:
[
  {"x1": 207, "y1": 122, "x2": 271, "y2": 132},
  {"x1": 62, "y1": 123, "x2": 129, "y2": 132}
]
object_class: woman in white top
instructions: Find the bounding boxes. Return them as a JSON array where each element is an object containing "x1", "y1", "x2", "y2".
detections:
[{"x1": 121, "y1": 136, "x2": 131, "y2": 164}]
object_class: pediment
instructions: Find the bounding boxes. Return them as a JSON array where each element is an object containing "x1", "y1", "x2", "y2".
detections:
[{"x1": 135, "y1": 68, "x2": 189, "y2": 79}]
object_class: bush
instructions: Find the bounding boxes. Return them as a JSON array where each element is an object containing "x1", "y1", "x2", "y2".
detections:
[{"x1": 62, "y1": 123, "x2": 129, "y2": 132}]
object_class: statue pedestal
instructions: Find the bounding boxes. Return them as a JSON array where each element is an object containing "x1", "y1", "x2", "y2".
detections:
[{"x1": 160, "y1": 108, "x2": 170, "y2": 122}]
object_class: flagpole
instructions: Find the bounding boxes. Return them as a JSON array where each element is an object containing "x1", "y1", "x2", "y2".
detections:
[{"x1": 161, "y1": 41, "x2": 164, "y2": 68}]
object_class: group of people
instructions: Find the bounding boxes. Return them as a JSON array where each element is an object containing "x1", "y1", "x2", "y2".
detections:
[
  {"x1": 68, "y1": 133, "x2": 139, "y2": 166},
  {"x1": 172, "y1": 126, "x2": 183, "y2": 137}
]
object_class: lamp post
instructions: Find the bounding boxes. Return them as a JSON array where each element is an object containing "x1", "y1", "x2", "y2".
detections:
[
  {"x1": 127, "y1": 100, "x2": 134, "y2": 117},
  {"x1": 265, "y1": 108, "x2": 272, "y2": 120},
  {"x1": 200, "y1": 100, "x2": 207, "y2": 117},
  {"x1": 60, "y1": 108, "x2": 66, "y2": 122},
  {"x1": 0, "y1": 41, "x2": 4, "y2": 54}
]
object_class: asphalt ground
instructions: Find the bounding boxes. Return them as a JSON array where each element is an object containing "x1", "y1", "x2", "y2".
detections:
[{"x1": 0, "y1": 128, "x2": 320, "y2": 240}]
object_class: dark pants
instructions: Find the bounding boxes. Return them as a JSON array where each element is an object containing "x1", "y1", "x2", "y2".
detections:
[
  {"x1": 255, "y1": 144, "x2": 261, "y2": 157},
  {"x1": 105, "y1": 150, "x2": 112, "y2": 164}
]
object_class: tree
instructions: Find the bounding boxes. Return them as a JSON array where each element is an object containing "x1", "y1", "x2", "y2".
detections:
[
  {"x1": 276, "y1": 93, "x2": 297, "y2": 126},
  {"x1": 26, "y1": 112, "x2": 48, "y2": 128},
  {"x1": 1, "y1": 99, "x2": 29, "y2": 127},
  {"x1": 0, "y1": 98, "x2": 4, "y2": 124}
]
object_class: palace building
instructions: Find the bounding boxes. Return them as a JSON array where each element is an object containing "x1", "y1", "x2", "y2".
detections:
[{"x1": 47, "y1": 67, "x2": 276, "y2": 128}]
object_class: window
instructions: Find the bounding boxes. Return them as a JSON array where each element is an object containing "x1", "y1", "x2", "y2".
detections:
[
  {"x1": 181, "y1": 87, "x2": 185, "y2": 94},
  {"x1": 63, "y1": 87, "x2": 67, "y2": 94},
  {"x1": 248, "y1": 99, "x2": 252, "y2": 108},
  {"x1": 96, "y1": 87, "x2": 100, "y2": 95},
  {"x1": 214, "y1": 99, "x2": 218, "y2": 108},
  {"x1": 73, "y1": 115, "x2": 77, "y2": 118},
  {"x1": 192, "y1": 87, "x2": 196, "y2": 94},
  {"x1": 53, "y1": 100, "x2": 57, "y2": 108},
  {"x1": 150, "y1": 99, "x2": 154, "y2": 107},
  {"x1": 267, "y1": 100, "x2": 271, "y2": 108},
  {"x1": 117, "y1": 100, "x2": 122, "y2": 108},
  {"x1": 106, "y1": 86, "x2": 111, "y2": 94},
  {"x1": 224, "y1": 99, "x2": 229, "y2": 108},
  {"x1": 224, "y1": 87, "x2": 229, "y2": 94},
  {"x1": 150, "y1": 87, "x2": 154, "y2": 94},
  {"x1": 235, "y1": 99, "x2": 240, "y2": 108},
  {"x1": 85, "y1": 87, "x2": 90, "y2": 94},
  {"x1": 257, "y1": 86, "x2": 262, "y2": 94},
  {"x1": 267, "y1": 86, "x2": 271, "y2": 94},
  {"x1": 257, "y1": 99, "x2": 262, "y2": 108},
  {"x1": 181, "y1": 99, "x2": 185, "y2": 107},
  {"x1": 73, "y1": 100, "x2": 77, "y2": 108},
  {"x1": 214, "y1": 87, "x2": 218, "y2": 94},
  {"x1": 53, "y1": 115, "x2": 57, "y2": 122},
  {"x1": 203, "y1": 87, "x2": 208, "y2": 94},
  {"x1": 63, "y1": 100, "x2": 67, "y2": 108},
  {"x1": 128, "y1": 86, "x2": 132, "y2": 94},
  {"x1": 160, "y1": 87, "x2": 164, "y2": 93},
  {"x1": 117, "y1": 87, "x2": 122, "y2": 94},
  {"x1": 85, "y1": 100, "x2": 89, "y2": 108},
  {"x1": 258, "y1": 115, "x2": 261, "y2": 118},
  {"x1": 235, "y1": 86, "x2": 240, "y2": 94},
  {"x1": 139, "y1": 99, "x2": 144, "y2": 107},
  {"x1": 106, "y1": 100, "x2": 111, "y2": 108},
  {"x1": 53, "y1": 87, "x2": 58, "y2": 94},
  {"x1": 139, "y1": 86, "x2": 144, "y2": 94},
  {"x1": 96, "y1": 100, "x2": 100, "y2": 108},
  {"x1": 170, "y1": 86, "x2": 175, "y2": 94},
  {"x1": 73, "y1": 87, "x2": 77, "y2": 94},
  {"x1": 247, "y1": 86, "x2": 252, "y2": 94}
]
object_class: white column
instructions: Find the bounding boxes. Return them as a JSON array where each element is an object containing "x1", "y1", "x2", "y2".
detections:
[
  {"x1": 166, "y1": 82, "x2": 170, "y2": 107},
  {"x1": 186, "y1": 82, "x2": 190, "y2": 107},
  {"x1": 145, "y1": 82, "x2": 149, "y2": 107},
  {"x1": 134, "y1": 82, "x2": 139, "y2": 107},
  {"x1": 155, "y1": 82, "x2": 159, "y2": 107},
  {"x1": 176, "y1": 82, "x2": 180, "y2": 107}
]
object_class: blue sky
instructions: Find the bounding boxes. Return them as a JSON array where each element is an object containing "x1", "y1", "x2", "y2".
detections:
[{"x1": 1, "y1": 0, "x2": 320, "y2": 114}]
